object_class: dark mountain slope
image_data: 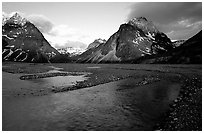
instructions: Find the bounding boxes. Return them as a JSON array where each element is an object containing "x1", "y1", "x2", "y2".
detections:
[
  {"x1": 2, "y1": 13, "x2": 64, "y2": 63},
  {"x1": 138, "y1": 31, "x2": 202, "y2": 64},
  {"x1": 77, "y1": 17, "x2": 173, "y2": 63}
]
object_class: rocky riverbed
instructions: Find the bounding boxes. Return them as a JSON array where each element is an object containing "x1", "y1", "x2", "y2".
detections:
[
  {"x1": 2, "y1": 62, "x2": 202, "y2": 131},
  {"x1": 154, "y1": 75, "x2": 202, "y2": 131}
]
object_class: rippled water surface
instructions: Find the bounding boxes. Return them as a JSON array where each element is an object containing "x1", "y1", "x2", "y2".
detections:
[{"x1": 3, "y1": 72, "x2": 181, "y2": 131}]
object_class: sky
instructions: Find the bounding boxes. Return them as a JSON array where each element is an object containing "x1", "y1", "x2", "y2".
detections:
[{"x1": 2, "y1": 2, "x2": 202, "y2": 49}]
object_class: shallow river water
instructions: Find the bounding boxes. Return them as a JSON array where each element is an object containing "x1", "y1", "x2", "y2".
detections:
[{"x1": 2, "y1": 71, "x2": 181, "y2": 131}]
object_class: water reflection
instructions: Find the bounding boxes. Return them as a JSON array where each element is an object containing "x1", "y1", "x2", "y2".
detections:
[
  {"x1": 87, "y1": 66, "x2": 101, "y2": 69},
  {"x1": 19, "y1": 65, "x2": 89, "y2": 89},
  {"x1": 3, "y1": 75, "x2": 181, "y2": 131},
  {"x1": 31, "y1": 75, "x2": 88, "y2": 89}
]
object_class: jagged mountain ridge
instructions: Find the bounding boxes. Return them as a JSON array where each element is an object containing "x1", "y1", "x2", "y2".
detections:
[
  {"x1": 137, "y1": 31, "x2": 202, "y2": 64},
  {"x1": 2, "y1": 13, "x2": 63, "y2": 63},
  {"x1": 87, "y1": 38, "x2": 106, "y2": 50},
  {"x1": 78, "y1": 17, "x2": 173, "y2": 63}
]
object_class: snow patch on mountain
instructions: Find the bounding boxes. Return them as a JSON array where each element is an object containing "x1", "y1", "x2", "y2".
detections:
[{"x1": 2, "y1": 35, "x2": 15, "y2": 40}]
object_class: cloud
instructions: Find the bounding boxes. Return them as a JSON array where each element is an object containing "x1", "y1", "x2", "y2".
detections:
[
  {"x1": 43, "y1": 32, "x2": 88, "y2": 49},
  {"x1": 43, "y1": 24, "x2": 93, "y2": 48},
  {"x1": 25, "y1": 14, "x2": 92, "y2": 48},
  {"x1": 27, "y1": 14, "x2": 54, "y2": 34},
  {"x1": 127, "y1": 2, "x2": 202, "y2": 40},
  {"x1": 165, "y1": 21, "x2": 201, "y2": 40}
]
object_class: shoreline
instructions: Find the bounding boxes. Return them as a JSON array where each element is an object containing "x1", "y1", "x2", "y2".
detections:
[{"x1": 154, "y1": 75, "x2": 202, "y2": 131}]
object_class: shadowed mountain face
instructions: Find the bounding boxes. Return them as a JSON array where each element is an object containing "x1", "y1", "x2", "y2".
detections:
[
  {"x1": 138, "y1": 31, "x2": 202, "y2": 64},
  {"x1": 2, "y1": 13, "x2": 63, "y2": 63},
  {"x1": 78, "y1": 17, "x2": 173, "y2": 63},
  {"x1": 168, "y1": 30, "x2": 202, "y2": 64}
]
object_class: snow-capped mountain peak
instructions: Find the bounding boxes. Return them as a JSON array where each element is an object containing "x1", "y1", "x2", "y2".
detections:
[
  {"x1": 131, "y1": 17, "x2": 148, "y2": 22},
  {"x1": 128, "y1": 17, "x2": 159, "y2": 35},
  {"x1": 2, "y1": 12, "x2": 62, "y2": 63},
  {"x1": 3, "y1": 12, "x2": 27, "y2": 26},
  {"x1": 78, "y1": 17, "x2": 173, "y2": 63},
  {"x1": 57, "y1": 47, "x2": 85, "y2": 56}
]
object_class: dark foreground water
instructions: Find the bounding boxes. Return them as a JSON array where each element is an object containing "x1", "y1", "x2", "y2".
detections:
[{"x1": 2, "y1": 72, "x2": 181, "y2": 131}]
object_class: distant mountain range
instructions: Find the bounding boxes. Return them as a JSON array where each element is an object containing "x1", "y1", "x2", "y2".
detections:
[
  {"x1": 2, "y1": 13, "x2": 201, "y2": 64},
  {"x1": 57, "y1": 47, "x2": 85, "y2": 57}
]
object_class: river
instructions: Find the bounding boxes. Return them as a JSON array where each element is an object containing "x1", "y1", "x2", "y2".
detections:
[{"x1": 2, "y1": 71, "x2": 181, "y2": 131}]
